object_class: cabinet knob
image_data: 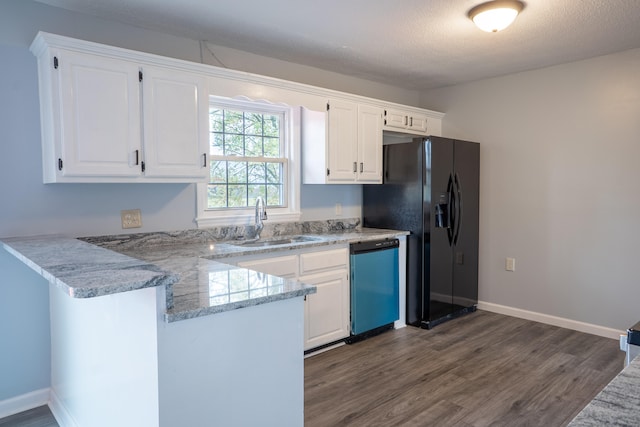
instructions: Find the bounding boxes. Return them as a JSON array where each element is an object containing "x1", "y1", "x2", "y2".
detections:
[
  {"x1": 360, "y1": 162, "x2": 363, "y2": 173},
  {"x1": 202, "y1": 153, "x2": 207, "y2": 168},
  {"x1": 353, "y1": 162, "x2": 357, "y2": 173}
]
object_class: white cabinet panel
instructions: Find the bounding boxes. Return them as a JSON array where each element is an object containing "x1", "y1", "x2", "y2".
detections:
[
  {"x1": 357, "y1": 104, "x2": 383, "y2": 182},
  {"x1": 300, "y1": 270, "x2": 350, "y2": 350},
  {"x1": 299, "y1": 248, "x2": 348, "y2": 275},
  {"x1": 302, "y1": 102, "x2": 382, "y2": 184},
  {"x1": 55, "y1": 50, "x2": 142, "y2": 179},
  {"x1": 237, "y1": 255, "x2": 298, "y2": 279},
  {"x1": 142, "y1": 67, "x2": 208, "y2": 179},
  {"x1": 327, "y1": 99, "x2": 358, "y2": 181},
  {"x1": 383, "y1": 108, "x2": 429, "y2": 135}
]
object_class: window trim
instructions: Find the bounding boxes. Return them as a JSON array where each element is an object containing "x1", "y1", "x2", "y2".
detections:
[{"x1": 196, "y1": 96, "x2": 301, "y2": 227}]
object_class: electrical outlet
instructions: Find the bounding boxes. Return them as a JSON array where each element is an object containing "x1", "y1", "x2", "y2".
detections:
[
  {"x1": 505, "y1": 257, "x2": 516, "y2": 272},
  {"x1": 121, "y1": 209, "x2": 142, "y2": 229},
  {"x1": 335, "y1": 202, "x2": 342, "y2": 216}
]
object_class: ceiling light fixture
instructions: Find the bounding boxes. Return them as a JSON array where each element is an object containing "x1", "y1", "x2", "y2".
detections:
[{"x1": 468, "y1": 0, "x2": 525, "y2": 33}]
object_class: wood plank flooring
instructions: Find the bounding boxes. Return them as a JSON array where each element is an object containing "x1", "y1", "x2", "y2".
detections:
[
  {"x1": 305, "y1": 310, "x2": 624, "y2": 427},
  {"x1": 0, "y1": 406, "x2": 57, "y2": 427},
  {"x1": 1, "y1": 311, "x2": 624, "y2": 427}
]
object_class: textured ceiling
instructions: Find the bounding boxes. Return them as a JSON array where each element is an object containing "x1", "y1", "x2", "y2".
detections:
[{"x1": 34, "y1": 0, "x2": 640, "y2": 90}]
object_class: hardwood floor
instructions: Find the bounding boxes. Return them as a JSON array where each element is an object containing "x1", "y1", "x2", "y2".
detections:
[
  {"x1": 1, "y1": 311, "x2": 624, "y2": 427},
  {"x1": 0, "y1": 406, "x2": 57, "y2": 427},
  {"x1": 305, "y1": 310, "x2": 624, "y2": 427}
]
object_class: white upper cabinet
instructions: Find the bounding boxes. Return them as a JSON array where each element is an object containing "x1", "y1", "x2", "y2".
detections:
[
  {"x1": 302, "y1": 101, "x2": 383, "y2": 184},
  {"x1": 46, "y1": 49, "x2": 143, "y2": 180},
  {"x1": 31, "y1": 32, "x2": 444, "y2": 184},
  {"x1": 31, "y1": 32, "x2": 209, "y2": 183},
  {"x1": 383, "y1": 108, "x2": 429, "y2": 135},
  {"x1": 327, "y1": 99, "x2": 359, "y2": 182},
  {"x1": 141, "y1": 66, "x2": 208, "y2": 179},
  {"x1": 357, "y1": 104, "x2": 383, "y2": 182}
]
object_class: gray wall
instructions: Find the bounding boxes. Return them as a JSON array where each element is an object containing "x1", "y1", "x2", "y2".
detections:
[
  {"x1": 0, "y1": 0, "x2": 418, "y2": 403},
  {"x1": 421, "y1": 48, "x2": 640, "y2": 332}
]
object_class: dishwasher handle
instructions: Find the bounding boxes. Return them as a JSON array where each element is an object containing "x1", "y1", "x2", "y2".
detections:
[{"x1": 350, "y1": 238, "x2": 399, "y2": 255}]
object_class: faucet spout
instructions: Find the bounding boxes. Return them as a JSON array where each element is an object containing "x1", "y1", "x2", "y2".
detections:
[{"x1": 254, "y1": 196, "x2": 267, "y2": 239}]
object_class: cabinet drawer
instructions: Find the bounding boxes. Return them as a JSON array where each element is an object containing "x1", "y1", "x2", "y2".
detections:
[
  {"x1": 238, "y1": 255, "x2": 298, "y2": 278},
  {"x1": 299, "y1": 248, "x2": 348, "y2": 275}
]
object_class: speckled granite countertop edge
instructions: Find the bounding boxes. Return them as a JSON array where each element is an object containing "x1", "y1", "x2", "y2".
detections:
[
  {"x1": 2, "y1": 228, "x2": 408, "y2": 322},
  {"x1": 567, "y1": 356, "x2": 640, "y2": 426}
]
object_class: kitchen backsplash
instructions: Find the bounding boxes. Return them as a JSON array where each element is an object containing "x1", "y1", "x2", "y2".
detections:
[{"x1": 80, "y1": 218, "x2": 361, "y2": 251}]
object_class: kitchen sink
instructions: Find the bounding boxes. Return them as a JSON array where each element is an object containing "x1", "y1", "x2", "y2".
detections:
[{"x1": 229, "y1": 235, "x2": 322, "y2": 248}]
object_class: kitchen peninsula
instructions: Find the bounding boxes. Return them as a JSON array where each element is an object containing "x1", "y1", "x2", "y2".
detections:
[{"x1": 1, "y1": 224, "x2": 407, "y2": 427}]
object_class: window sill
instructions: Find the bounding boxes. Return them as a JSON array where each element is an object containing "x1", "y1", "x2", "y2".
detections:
[{"x1": 195, "y1": 211, "x2": 302, "y2": 228}]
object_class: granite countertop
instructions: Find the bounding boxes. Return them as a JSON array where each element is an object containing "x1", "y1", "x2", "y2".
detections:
[
  {"x1": 1, "y1": 236, "x2": 178, "y2": 298},
  {"x1": 2, "y1": 227, "x2": 408, "y2": 322},
  {"x1": 568, "y1": 357, "x2": 640, "y2": 426}
]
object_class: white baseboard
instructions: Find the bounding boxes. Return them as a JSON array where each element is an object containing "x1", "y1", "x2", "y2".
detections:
[
  {"x1": 0, "y1": 388, "x2": 50, "y2": 419},
  {"x1": 49, "y1": 388, "x2": 79, "y2": 427},
  {"x1": 478, "y1": 301, "x2": 624, "y2": 340}
]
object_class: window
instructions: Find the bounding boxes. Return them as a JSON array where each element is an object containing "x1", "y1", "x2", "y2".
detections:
[
  {"x1": 196, "y1": 96, "x2": 300, "y2": 227},
  {"x1": 208, "y1": 106, "x2": 285, "y2": 209}
]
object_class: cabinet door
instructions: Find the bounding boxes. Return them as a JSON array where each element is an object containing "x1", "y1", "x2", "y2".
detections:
[
  {"x1": 237, "y1": 255, "x2": 298, "y2": 279},
  {"x1": 327, "y1": 100, "x2": 358, "y2": 182},
  {"x1": 383, "y1": 108, "x2": 408, "y2": 130},
  {"x1": 301, "y1": 270, "x2": 350, "y2": 350},
  {"x1": 357, "y1": 104, "x2": 383, "y2": 183},
  {"x1": 142, "y1": 67, "x2": 209, "y2": 179},
  {"x1": 56, "y1": 49, "x2": 142, "y2": 177},
  {"x1": 407, "y1": 112, "x2": 428, "y2": 133}
]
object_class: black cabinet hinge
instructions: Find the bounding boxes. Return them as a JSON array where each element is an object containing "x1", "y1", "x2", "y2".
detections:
[
  {"x1": 326, "y1": 102, "x2": 330, "y2": 111},
  {"x1": 141, "y1": 161, "x2": 145, "y2": 172},
  {"x1": 53, "y1": 57, "x2": 59, "y2": 69},
  {"x1": 139, "y1": 71, "x2": 143, "y2": 82},
  {"x1": 327, "y1": 168, "x2": 330, "y2": 176},
  {"x1": 58, "y1": 158, "x2": 63, "y2": 171}
]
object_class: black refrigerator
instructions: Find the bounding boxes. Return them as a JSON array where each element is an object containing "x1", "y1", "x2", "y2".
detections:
[{"x1": 363, "y1": 136, "x2": 479, "y2": 329}]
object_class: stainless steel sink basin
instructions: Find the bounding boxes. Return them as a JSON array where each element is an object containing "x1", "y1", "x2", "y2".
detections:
[{"x1": 229, "y1": 235, "x2": 321, "y2": 248}]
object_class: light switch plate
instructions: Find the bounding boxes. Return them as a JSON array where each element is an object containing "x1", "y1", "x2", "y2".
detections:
[{"x1": 121, "y1": 209, "x2": 142, "y2": 229}]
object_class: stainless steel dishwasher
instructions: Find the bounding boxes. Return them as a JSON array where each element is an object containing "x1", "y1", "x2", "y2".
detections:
[{"x1": 348, "y1": 238, "x2": 399, "y2": 343}]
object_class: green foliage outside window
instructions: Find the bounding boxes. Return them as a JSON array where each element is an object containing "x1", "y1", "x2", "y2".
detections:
[{"x1": 208, "y1": 106, "x2": 286, "y2": 209}]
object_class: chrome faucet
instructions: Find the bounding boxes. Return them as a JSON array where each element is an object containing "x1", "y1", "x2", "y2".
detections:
[{"x1": 254, "y1": 196, "x2": 267, "y2": 239}]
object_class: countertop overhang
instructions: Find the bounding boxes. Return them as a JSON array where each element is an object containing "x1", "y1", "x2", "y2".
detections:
[{"x1": 1, "y1": 228, "x2": 408, "y2": 322}]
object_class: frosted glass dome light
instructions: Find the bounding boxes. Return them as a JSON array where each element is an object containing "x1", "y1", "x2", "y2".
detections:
[{"x1": 468, "y1": 1, "x2": 525, "y2": 33}]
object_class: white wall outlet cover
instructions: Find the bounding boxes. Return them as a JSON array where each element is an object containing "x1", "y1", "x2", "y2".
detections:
[
  {"x1": 505, "y1": 257, "x2": 516, "y2": 272},
  {"x1": 121, "y1": 209, "x2": 142, "y2": 229}
]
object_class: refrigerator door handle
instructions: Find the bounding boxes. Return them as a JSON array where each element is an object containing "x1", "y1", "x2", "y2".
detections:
[
  {"x1": 446, "y1": 174, "x2": 455, "y2": 246},
  {"x1": 453, "y1": 173, "x2": 463, "y2": 244}
]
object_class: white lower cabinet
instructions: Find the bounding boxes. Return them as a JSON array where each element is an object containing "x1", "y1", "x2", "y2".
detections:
[
  {"x1": 237, "y1": 255, "x2": 298, "y2": 279},
  {"x1": 230, "y1": 246, "x2": 350, "y2": 351},
  {"x1": 299, "y1": 270, "x2": 349, "y2": 350}
]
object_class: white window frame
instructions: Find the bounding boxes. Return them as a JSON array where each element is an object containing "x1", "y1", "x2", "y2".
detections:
[{"x1": 196, "y1": 96, "x2": 301, "y2": 227}]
